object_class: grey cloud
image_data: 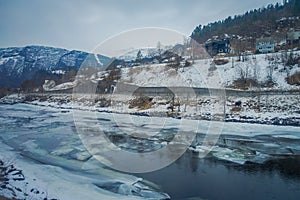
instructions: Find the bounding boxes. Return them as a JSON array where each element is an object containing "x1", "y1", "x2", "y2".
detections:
[{"x1": 0, "y1": 0, "x2": 280, "y2": 52}]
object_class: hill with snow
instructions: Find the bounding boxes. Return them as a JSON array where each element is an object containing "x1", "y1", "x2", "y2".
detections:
[
  {"x1": 0, "y1": 46, "x2": 110, "y2": 87},
  {"x1": 118, "y1": 47, "x2": 160, "y2": 61},
  {"x1": 119, "y1": 51, "x2": 300, "y2": 90},
  {"x1": 43, "y1": 50, "x2": 300, "y2": 93}
]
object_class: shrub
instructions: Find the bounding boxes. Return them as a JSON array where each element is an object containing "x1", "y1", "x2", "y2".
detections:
[{"x1": 184, "y1": 60, "x2": 191, "y2": 67}]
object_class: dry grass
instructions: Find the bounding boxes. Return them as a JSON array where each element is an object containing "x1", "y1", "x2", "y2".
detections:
[
  {"x1": 286, "y1": 71, "x2": 300, "y2": 85},
  {"x1": 138, "y1": 102, "x2": 154, "y2": 110},
  {"x1": 230, "y1": 78, "x2": 259, "y2": 90},
  {"x1": 214, "y1": 59, "x2": 229, "y2": 65},
  {"x1": 129, "y1": 96, "x2": 154, "y2": 110},
  {"x1": 157, "y1": 101, "x2": 169, "y2": 105},
  {"x1": 231, "y1": 106, "x2": 242, "y2": 112}
]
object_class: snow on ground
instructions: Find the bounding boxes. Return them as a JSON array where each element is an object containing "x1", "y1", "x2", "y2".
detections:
[
  {"x1": 119, "y1": 51, "x2": 300, "y2": 90},
  {"x1": 43, "y1": 80, "x2": 78, "y2": 91},
  {"x1": 0, "y1": 94, "x2": 25, "y2": 104},
  {"x1": 22, "y1": 91, "x2": 300, "y2": 127},
  {"x1": 29, "y1": 51, "x2": 300, "y2": 126},
  {"x1": 50, "y1": 81, "x2": 77, "y2": 91},
  {"x1": 118, "y1": 47, "x2": 160, "y2": 62}
]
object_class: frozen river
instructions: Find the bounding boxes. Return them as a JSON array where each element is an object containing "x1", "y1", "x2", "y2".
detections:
[{"x1": 0, "y1": 103, "x2": 300, "y2": 199}]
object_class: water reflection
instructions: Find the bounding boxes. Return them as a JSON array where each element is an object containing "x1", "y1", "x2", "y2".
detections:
[
  {"x1": 138, "y1": 151, "x2": 300, "y2": 200},
  {"x1": 228, "y1": 156, "x2": 300, "y2": 180}
]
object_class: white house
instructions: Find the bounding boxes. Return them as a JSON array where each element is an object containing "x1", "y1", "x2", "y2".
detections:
[{"x1": 256, "y1": 37, "x2": 275, "y2": 53}]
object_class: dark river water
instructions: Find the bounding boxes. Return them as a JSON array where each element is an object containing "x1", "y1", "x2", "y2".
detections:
[{"x1": 137, "y1": 151, "x2": 300, "y2": 200}]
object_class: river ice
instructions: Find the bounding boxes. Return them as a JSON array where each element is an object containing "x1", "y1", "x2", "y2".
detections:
[
  {"x1": 0, "y1": 103, "x2": 299, "y2": 199},
  {"x1": 0, "y1": 104, "x2": 170, "y2": 199}
]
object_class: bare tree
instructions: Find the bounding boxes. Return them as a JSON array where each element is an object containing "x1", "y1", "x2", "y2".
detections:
[
  {"x1": 253, "y1": 55, "x2": 258, "y2": 82},
  {"x1": 190, "y1": 39, "x2": 196, "y2": 64}
]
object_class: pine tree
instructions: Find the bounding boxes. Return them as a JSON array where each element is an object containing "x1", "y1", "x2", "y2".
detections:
[{"x1": 136, "y1": 50, "x2": 143, "y2": 63}]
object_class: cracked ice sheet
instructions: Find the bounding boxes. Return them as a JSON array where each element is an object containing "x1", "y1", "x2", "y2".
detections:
[
  {"x1": 1, "y1": 103, "x2": 300, "y2": 189},
  {"x1": 0, "y1": 141, "x2": 169, "y2": 200},
  {"x1": 0, "y1": 104, "x2": 170, "y2": 199},
  {"x1": 197, "y1": 120, "x2": 300, "y2": 137}
]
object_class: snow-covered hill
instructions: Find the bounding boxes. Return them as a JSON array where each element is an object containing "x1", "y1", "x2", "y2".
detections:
[
  {"x1": 2, "y1": 45, "x2": 299, "y2": 92},
  {"x1": 0, "y1": 46, "x2": 110, "y2": 87},
  {"x1": 117, "y1": 44, "x2": 173, "y2": 62},
  {"x1": 118, "y1": 48, "x2": 159, "y2": 61},
  {"x1": 119, "y1": 51, "x2": 300, "y2": 90}
]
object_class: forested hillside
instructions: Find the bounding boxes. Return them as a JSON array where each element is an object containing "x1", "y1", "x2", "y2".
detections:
[{"x1": 191, "y1": 0, "x2": 300, "y2": 44}]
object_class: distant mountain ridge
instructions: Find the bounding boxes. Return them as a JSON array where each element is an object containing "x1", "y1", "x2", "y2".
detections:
[{"x1": 0, "y1": 45, "x2": 110, "y2": 87}]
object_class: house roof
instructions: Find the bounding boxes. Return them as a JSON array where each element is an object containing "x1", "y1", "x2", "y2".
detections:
[{"x1": 205, "y1": 38, "x2": 230, "y2": 45}]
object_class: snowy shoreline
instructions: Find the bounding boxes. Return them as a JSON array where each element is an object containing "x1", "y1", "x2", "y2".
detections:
[
  {"x1": 0, "y1": 141, "x2": 170, "y2": 200},
  {"x1": 4, "y1": 91, "x2": 298, "y2": 127}
]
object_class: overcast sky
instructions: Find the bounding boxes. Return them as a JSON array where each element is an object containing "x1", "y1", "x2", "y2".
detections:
[{"x1": 0, "y1": 0, "x2": 281, "y2": 52}]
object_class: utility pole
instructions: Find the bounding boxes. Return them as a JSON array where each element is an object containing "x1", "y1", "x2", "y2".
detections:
[
  {"x1": 172, "y1": 95, "x2": 175, "y2": 112},
  {"x1": 195, "y1": 95, "x2": 198, "y2": 112},
  {"x1": 223, "y1": 95, "x2": 226, "y2": 117},
  {"x1": 258, "y1": 84, "x2": 261, "y2": 112}
]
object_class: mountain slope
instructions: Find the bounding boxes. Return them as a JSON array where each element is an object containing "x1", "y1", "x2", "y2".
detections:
[{"x1": 0, "y1": 46, "x2": 110, "y2": 87}]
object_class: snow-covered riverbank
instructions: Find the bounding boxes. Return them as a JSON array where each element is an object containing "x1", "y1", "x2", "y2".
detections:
[{"x1": 4, "y1": 91, "x2": 298, "y2": 126}]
